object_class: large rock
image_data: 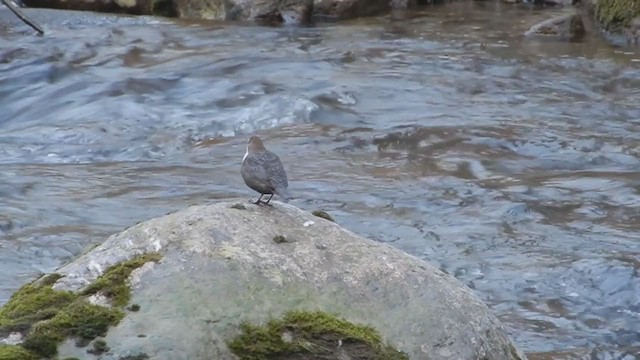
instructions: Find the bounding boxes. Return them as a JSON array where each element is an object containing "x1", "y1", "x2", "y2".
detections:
[{"x1": 5, "y1": 201, "x2": 527, "y2": 360}]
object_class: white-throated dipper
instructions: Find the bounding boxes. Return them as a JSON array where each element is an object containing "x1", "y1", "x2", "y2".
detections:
[{"x1": 241, "y1": 135, "x2": 291, "y2": 205}]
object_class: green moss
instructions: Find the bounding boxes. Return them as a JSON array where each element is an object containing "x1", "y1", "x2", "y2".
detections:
[
  {"x1": 0, "y1": 254, "x2": 162, "y2": 358},
  {"x1": 272, "y1": 235, "x2": 287, "y2": 244},
  {"x1": 595, "y1": 0, "x2": 640, "y2": 31},
  {"x1": 88, "y1": 339, "x2": 109, "y2": 355},
  {"x1": 22, "y1": 300, "x2": 124, "y2": 357},
  {"x1": 0, "y1": 273, "x2": 76, "y2": 336},
  {"x1": 127, "y1": 303, "x2": 141, "y2": 312},
  {"x1": 0, "y1": 344, "x2": 38, "y2": 360},
  {"x1": 311, "y1": 210, "x2": 335, "y2": 222},
  {"x1": 39, "y1": 273, "x2": 64, "y2": 286},
  {"x1": 81, "y1": 253, "x2": 162, "y2": 307},
  {"x1": 227, "y1": 310, "x2": 408, "y2": 360}
]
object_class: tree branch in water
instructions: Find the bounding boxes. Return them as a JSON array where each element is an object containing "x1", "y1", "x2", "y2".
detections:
[{"x1": 1, "y1": 0, "x2": 45, "y2": 35}]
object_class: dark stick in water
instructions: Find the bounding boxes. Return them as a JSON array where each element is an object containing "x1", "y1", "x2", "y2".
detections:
[{"x1": 1, "y1": 0, "x2": 45, "y2": 35}]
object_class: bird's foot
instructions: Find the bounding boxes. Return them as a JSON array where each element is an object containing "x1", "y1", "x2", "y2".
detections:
[
  {"x1": 249, "y1": 194, "x2": 272, "y2": 206},
  {"x1": 249, "y1": 199, "x2": 273, "y2": 206}
]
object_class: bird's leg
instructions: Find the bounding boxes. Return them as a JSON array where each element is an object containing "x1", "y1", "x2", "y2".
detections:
[
  {"x1": 264, "y1": 193, "x2": 274, "y2": 204},
  {"x1": 250, "y1": 194, "x2": 264, "y2": 204}
]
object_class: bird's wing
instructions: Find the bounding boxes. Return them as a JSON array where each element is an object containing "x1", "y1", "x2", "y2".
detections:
[{"x1": 264, "y1": 152, "x2": 288, "y2": 188}]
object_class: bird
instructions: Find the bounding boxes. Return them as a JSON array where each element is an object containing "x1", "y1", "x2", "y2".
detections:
[{"x1": 241, "y1": 135, "x2": 291, "y2": 205}]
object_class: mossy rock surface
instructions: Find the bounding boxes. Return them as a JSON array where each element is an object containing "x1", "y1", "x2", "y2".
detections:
[
  {"x1": 80, "y1": 253, "x2": 162, "y2": 307},
  {"x1": 0, "y1": 274, "x2": 75, "y2": 337},
  {"x1": 0, "y1": 254, "x2": 162, "y2": 359},
  {"x1": 594, "y1": 0, "x2": 640, "y2": 31},
  {"x1": 0, "y1": 344, "x2": 38, "y2": 360},
  {"x1": 228, "y1": 310, "x2": 408, "y2": 360},
  {"x1": 22, "y1": 299, "x2": 124, "y2": 356},
  {"x1": 43, "y1": 201, "x2": 525, "y2": 360}
]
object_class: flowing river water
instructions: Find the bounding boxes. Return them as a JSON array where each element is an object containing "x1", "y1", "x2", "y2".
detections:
[{"x1": 1, "y1": 2, "x2": 639, "y2": 358}]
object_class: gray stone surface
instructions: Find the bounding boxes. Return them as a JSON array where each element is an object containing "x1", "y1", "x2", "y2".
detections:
[
  {"x1": 525, "y1": 10, "x2": 586, "y2": 40},
  {"x1": 50, "y1": 200, "x2": 526, "y2": 360},
  {"x1": 18, "y1": 0, "x2": 413, "y2": 24}
]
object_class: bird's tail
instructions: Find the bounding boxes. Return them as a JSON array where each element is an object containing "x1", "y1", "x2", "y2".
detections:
[{"x1": 275, "y1": 187, "x2": 292, "y2": 203}]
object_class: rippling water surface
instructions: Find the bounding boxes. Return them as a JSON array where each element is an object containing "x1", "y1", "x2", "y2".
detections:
[{"x1": 1, "y1": 2, "x2": 639, "y2": 358}]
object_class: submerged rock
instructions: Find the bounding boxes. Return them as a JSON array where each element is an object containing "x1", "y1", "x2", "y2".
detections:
[
  {"x1": 2, "y1": 201, "x2": 526, "y2": 360},
  {"x1": 525, "y1": 11, "x2": 586, "y2": 40}
]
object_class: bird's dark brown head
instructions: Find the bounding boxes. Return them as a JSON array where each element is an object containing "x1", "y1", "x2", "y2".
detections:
[{"x1": 247, "y1": 136, "x2": 266, "y2": 153}]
